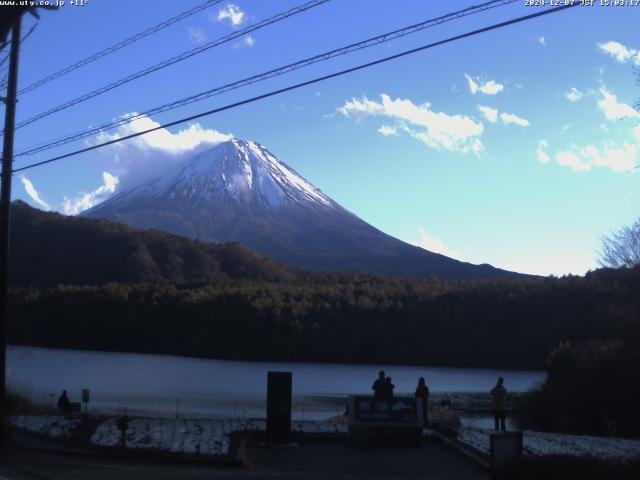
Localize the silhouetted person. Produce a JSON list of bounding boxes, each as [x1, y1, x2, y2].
[[372, 370, 386, 397], [384, 376, 395, 399], [415, 377, 430, 426], [57, 390, 71, 414], [490, 377, 507, 431]]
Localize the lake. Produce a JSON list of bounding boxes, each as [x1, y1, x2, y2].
[[7, 345, 545, 421]]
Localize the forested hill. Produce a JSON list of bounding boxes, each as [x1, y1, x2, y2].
[[9, 201, 298, 286], [9, 266, 640, 369]]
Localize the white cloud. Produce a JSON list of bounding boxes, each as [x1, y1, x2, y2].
[[378, 125, 398, 136], [89, 113, 232, 189], [337, 94, 484, 154], [633, 124, 640, 141], [597, 87, 640, 121], [556, 150, 591, 172], [465, 74, 504, 95], [554, 142, 638, 173], [408, 228, 459, 259], [186, 27, 205, 45], [217, 3, 245, 26], [597, 41, 640, 65], [581, 143, 638, 173], [500, 112, 530, 127], [243, 35, 255, 46], [536, 139, 550, 164], [565, 87, 583, 102], [62, 172, 120, 215], [537, 36, 546, 46], [21, 176, 51, 211], [477, 105, 498, 123]]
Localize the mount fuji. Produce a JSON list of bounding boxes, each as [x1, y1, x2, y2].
[[83, 138, 519, 280]]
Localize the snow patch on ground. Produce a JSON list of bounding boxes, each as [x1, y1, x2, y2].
[[9, 415, 80, 438], [91, 418, 231, 456], [11, 415, 345, 457], [458, 427, 640, 461]]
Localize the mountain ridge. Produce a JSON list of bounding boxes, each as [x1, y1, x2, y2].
[[83, 138, 525, 280]]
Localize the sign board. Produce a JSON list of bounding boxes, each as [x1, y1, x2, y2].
[[490, 431, 523, 480], [82, 389, 90, 403], [266, 371, 292, 443], [348, 396, 423, 426]]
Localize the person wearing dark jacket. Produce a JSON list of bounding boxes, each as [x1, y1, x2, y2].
[[415, 377, 430, 426], [490, 377, 508, 431], [384, 377, 395, 399], [57, 390, 71, 414], [372, 370, 386, 397]]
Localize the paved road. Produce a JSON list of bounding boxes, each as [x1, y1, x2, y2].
[[0, 441, 488, 480]]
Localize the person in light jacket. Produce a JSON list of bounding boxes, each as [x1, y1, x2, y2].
[[415, 377, 430, 426], [490, 377, 507, 431]]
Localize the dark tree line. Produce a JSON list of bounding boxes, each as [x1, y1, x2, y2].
[[8, 266, 640, 371]]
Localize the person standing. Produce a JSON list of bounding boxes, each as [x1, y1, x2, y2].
[[372, 370, 386, 397], [384, 376, 395, 399], [490, 377, 507, 431], [57, 390, 71, 414], [415, 377, 430, 426]]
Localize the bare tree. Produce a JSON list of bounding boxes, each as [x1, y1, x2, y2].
[[599, 219, 640, 268]]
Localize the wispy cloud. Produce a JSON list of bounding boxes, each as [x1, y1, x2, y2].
[[536, 139, 550, 164], [337, 94, 483, 154], [464, 74, 504, 95], [62, 172, 120, 215], [62, 172, 119, 215], [378, 125, 398, 136], [243, 35, 255, 46], [186, 27, 205, 45], [597, 40, 640, 65], [217, 3, 245, 27], [537, 36, 546, 46], [597, 87, 640, 121], [89, 113, 232, 190], [565, 87, 583, 102], [408, 228, 460, 259], [477, 105, 498, 123], [21, 176, 51, 211], [500, 112, 530, 127]]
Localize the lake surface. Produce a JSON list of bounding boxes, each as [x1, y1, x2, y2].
[[7, 346, 545, 420]]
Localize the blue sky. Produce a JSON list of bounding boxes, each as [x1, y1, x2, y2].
[[5, 0, 640, 276]]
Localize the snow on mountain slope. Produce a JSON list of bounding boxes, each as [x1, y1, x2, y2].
[[105, 139, 335, 211], [83, 138, 522, 280]]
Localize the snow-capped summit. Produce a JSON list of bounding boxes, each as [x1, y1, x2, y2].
[[84, 138, 520, 280], [105, 138, 335, 211]]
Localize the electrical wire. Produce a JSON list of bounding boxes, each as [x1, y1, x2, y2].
[[11, 3, 578, 175], [8, 0, 330, 133], [17, 0, 226, 95], [15, 0, 518, 158]]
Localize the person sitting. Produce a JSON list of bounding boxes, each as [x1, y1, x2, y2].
[[372, 370, 386, 397], [415, 377, 430, 426], [57, 390, 71, 414]]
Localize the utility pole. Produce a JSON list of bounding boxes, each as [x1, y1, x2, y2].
[[0, 14, 21, 443]]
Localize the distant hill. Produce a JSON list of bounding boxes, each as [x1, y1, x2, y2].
[[84, 138, 525, 281], [9, 201, 297, 287]]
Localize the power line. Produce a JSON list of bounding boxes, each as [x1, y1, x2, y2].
[[8, 0, 330, 133], [17, 0, 226, 96], [15, 0, 518, 158], [11, 3, 577, 175], [0, 22, 37, 90]]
